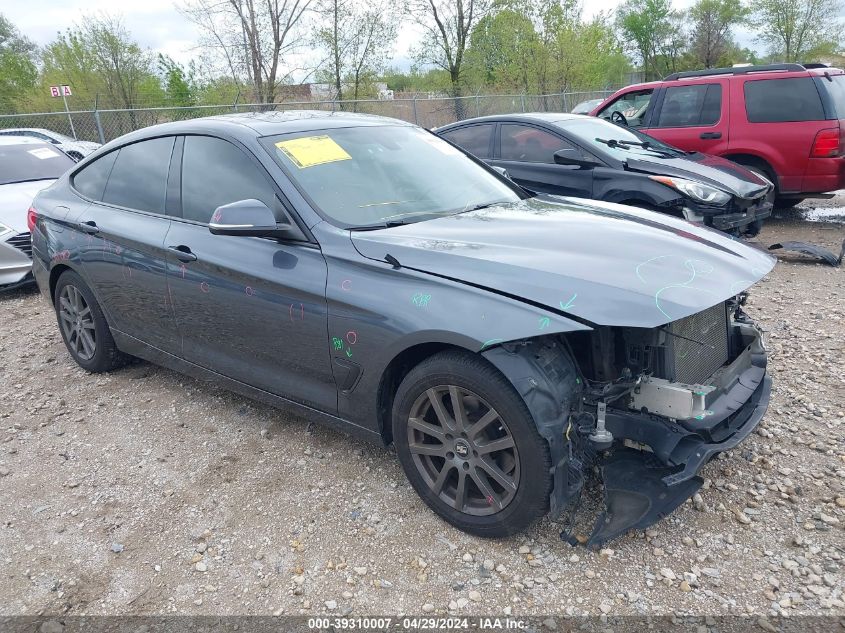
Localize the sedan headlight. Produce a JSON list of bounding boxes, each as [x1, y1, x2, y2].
[[649, 175, 731, 206]]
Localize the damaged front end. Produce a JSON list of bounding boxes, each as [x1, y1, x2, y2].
[[484, 295, 771, 546]]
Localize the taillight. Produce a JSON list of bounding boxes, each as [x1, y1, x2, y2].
[[27, 206, 38, 233], [810, 128, 840, 157]]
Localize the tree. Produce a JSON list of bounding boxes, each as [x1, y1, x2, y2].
[[0, 14, 38, 112], [180, 0, 314, 103], [159, 55, 197, 107], [463, 9, 540, 92], [617, 0, 679, 80], [750, 0, 842, 61], [406, 0, 494, 117], [689, 0, 749, 68], [315, 0, 396, 105]]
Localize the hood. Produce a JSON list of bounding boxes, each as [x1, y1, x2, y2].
[[625, 153, 770, 200], [0, 180, 55, 232], [350, 196, 776, 328]]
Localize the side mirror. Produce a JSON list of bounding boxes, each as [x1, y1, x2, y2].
[[553, 148, 598, 169], [208, 199, 298, 238], [490, 165, 513, 181]]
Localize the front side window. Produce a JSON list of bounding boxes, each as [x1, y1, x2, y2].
[[597, 89, 654, 127], [499, 124, 572, 163], [657, 84, 722, 127], [102, 137, 175, 213], [264, 125, 521, 228], [438, 124, 494, 158], [72, 151, 118, 200], [180, 136, 277, 224], [744, 78, 825, 122]]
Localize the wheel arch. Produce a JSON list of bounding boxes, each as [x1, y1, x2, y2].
[[49, 263, 75, 302], [722, 153, 779, 190]]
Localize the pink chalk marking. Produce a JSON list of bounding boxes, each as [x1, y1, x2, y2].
[[341, 279, 351, 291], [179, 264, 186, 279], [346, 331, 357, 345], [245, 286, 255, 296], [289, 302, 304, 322], [200, 281, 209, 293]]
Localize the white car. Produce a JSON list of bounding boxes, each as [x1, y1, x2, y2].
[[0, 136, 76, 289], [0, 127, 100, 161]]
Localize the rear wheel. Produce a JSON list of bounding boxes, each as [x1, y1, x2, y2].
[[392, 351, 551, 537], [54, 271, 128, 373]]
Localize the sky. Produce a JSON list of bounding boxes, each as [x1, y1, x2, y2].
[[3, 0, 760, 74]]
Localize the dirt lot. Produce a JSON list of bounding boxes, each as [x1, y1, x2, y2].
[[0, 200, 843, 619]]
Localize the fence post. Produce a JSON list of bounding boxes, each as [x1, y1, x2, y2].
[[412, 97, 418, 125], [520, 94, 525, 112], [93, 94, 105, 144], [475, 95, 481, 117], [233, 91, 240, 112]]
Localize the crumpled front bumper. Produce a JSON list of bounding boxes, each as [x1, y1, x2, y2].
[[582, 323, 771, 546]]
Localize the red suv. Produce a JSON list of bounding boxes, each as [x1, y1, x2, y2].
[[590, 63, 845, 207]]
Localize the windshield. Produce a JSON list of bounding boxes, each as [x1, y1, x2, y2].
[[558, 118, 684, 160], [0, 143, 75, 185], [263, 125, 522, 228]]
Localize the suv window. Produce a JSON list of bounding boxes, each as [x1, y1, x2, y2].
[[439, 124, 494, 158], [102, 137, 175, 213], [180, 135, 277, 224], [820, 74, 845, 118], [657, 84, 722, 127], [500, 124, 572, 163], [597, 89, 653, 127], [744, 77, 825, 122], [73, 151, 118, 200]]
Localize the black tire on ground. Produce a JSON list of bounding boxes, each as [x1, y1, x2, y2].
[[774, 197, 805, 209], [53, 270, 128, 373], [392, 350, 552, 538]]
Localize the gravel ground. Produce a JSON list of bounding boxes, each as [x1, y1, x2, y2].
[[0, 199, 843, 619]]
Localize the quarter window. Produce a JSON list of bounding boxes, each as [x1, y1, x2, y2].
[[500, 124, 572, 163], [438, 124, 494, 159], [72, 151, 118, 200], [102, 137, 175, 213], [657, 84, 722, 127], [744, 78, 825, 122], [180, 136, 278, 224]]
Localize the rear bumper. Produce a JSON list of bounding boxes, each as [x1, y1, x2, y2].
[[800, 156, 845, 194]]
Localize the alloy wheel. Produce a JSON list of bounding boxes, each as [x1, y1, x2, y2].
[[58, 284, 96, 361], [406, 385, 520, 516]]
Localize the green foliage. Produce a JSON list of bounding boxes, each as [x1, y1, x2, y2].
[[689, 0, 749, 68], [750, 0, 843, 62], [158, 54, 196, 107], [0, 14, 38, 113]]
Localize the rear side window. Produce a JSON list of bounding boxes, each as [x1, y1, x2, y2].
[[438, 124, 494, 158], [72, 151, 117, 200], [744, 78, 825, 122], [500, 124, 572, 163], [820, 74, 845, 118], [657, 84, 722, 127], [102, 137, 175, 213], [180, 136, 277, 224]]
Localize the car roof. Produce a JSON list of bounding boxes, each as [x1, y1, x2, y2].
[[0, 135, 53, 146], [437, 112, 591, 129], [106, 110, 414, 148], [2, 127, 55, 135]]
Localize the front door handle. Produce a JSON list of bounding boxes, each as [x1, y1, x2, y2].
[[167, 245, 198, 262], [79, 220, 99, 235], [699, 132, 722, 139]]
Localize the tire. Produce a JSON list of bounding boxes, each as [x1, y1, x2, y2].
[[392, 350, 551, 537], [54, 270, 128, 373], [744, 166, 776, 237], [774, 197, 805, 209]]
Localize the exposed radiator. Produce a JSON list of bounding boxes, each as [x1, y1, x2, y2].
[[667, 302, 730, 385]]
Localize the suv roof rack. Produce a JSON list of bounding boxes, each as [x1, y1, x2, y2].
[[801, 62, 829, 69], [664, 63, 807, 81]]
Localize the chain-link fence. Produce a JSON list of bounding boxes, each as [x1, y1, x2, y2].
[[0, 90, 615, 145]]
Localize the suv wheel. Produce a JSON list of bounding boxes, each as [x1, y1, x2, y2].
[[392, 351, 551, 537], [54, 271, 128, 372]]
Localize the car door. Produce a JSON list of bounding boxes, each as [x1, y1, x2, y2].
[[490, 123, 593, 198], [74, 137, 179, 352], [646, 81, 729, 154], [164, 134, 335, 411]]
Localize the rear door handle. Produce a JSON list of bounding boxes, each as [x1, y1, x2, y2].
[[167, 245, 198, 262], [79, 220, 99, 235], [699, 132, 722, 139]]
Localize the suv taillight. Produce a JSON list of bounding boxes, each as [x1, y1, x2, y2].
[[27, 207, 38, 233], [810, 128, 840, 157]]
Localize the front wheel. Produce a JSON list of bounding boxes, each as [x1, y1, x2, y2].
[[392, 351, 551, 537]]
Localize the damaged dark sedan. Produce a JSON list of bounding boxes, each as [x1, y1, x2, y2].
[[30, 112, 775, 544]]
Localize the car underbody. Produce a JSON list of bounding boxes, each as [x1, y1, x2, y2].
[[484, 294, 770, 546]]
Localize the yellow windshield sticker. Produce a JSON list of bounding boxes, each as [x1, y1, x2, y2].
[[275, 135, 351, 168]]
